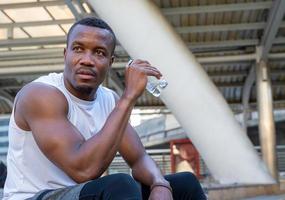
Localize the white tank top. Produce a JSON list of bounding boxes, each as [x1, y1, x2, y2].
[[3, 73, 116, 200]]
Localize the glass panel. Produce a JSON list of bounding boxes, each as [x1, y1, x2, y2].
[[24, 25, 65, 37], [46, 5, 74, 20], [13, 27, 29, 38], [0, 29, 7, 39], [61, 23, 72, 33], [4, 7, 52, 22], [0, 11, 12, 23], [0, 0, 36, 3]]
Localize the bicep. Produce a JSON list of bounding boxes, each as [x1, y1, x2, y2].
[[30, 116, 84, 166], [18, 84, 85, 170]]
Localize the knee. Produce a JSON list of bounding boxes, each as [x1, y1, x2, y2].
[[170, 172, 201, 192], [178, 172, 199, 185], [106, 174, 141, 199], [110, 173, 138, 188], [173, 172, 206, 199]]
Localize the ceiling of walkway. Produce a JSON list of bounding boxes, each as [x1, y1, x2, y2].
[[0, 0, 284, 115]]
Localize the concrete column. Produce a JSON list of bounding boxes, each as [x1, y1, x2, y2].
[[89, 0, 274, 184], [256, 60, 278, 180]]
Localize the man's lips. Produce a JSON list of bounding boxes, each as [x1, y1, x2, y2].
[[76, 68, 96, 79]]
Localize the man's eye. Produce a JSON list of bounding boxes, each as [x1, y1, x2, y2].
[[95, 50, 105, 56], [73, 46, 83, 52]]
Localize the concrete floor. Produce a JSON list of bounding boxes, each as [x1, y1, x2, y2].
[[242, 194, 285, 200]]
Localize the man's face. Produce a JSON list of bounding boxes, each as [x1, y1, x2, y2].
[[63, 24, 114, 99]]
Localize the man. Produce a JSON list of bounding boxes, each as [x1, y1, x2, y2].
[[3, 17, 206, 200]]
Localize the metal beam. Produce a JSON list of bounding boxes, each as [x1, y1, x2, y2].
[[0, 46, 126, 58], [197, 52, 285, 64], [176, 22, 285, 34], [0, 37, 127, 54], [197, 53, 257, 63], [1, 62, 284, 88], [179, 21, 284, 34], [230, 100, 285, 113], [260, 0, 285, 60], [268, 53, 285, 59], [254, 1, 285, 180], [1, 39, 255, 52], [162, 1, 272, 15], [1, 36, 285, 50], [256, 60, 278, 180], [0, 58, 64, 67], [0, 54, 62, 61], [0, 64, 64, 75], [188, 39, 259, 50], [0, 36, 66, 47], [0, 48, 63, 58], [217, 81, 285, 88], [0, 1, 271, 14], [242, 65, 256, 131], [75, 0, 87, 13], [2, 53, 285, 68], [65, 0, 82, 20], [0, 19, 74, 28], [208, 71, 248, 77]]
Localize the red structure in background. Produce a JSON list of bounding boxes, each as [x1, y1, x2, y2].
[[170, 138, 201, 179]]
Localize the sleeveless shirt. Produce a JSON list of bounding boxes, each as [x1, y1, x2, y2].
[[3, 73, 116, 200]]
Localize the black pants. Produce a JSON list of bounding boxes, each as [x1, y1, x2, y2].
[[79, 172, 207, 200]]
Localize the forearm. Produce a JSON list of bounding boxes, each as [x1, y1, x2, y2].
[[74, 96, 135, 179], [131, 153, 167, 186]]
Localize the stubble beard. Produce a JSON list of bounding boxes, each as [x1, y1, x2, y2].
[[76, 85, 95, 96]]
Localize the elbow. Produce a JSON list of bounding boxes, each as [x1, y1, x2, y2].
[[68, 164, 104, 183], [62, 153, 108, 183]]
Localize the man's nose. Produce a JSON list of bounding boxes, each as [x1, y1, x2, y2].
[[79, 53, 95, 66]]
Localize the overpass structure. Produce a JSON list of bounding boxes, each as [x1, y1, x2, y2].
[[0, 0, 284, 113]]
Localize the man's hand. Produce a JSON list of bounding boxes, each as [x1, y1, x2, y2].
[[123, 59, 162, 100], [148, 186, 173, 200]]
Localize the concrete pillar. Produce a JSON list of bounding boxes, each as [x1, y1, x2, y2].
[[88, 0, 274, 184], [256, 60, 278, 180]]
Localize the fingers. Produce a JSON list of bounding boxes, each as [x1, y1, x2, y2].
[[127, 59, 149, 67], [142, 66, 162, 79], [127, 59, 162, 78]]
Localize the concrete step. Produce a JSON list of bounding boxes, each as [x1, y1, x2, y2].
[[242, 194, 285, 200]]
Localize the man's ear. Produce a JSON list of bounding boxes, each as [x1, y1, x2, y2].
[[110, 55, 115, 66], [63, 48, 67, 60]]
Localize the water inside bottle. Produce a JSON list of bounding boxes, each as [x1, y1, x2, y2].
[[146, 77, 168, 97]]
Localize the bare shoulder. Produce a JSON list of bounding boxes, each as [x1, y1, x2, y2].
[[15, 82, 68, 130]]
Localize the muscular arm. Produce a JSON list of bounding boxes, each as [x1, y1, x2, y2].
[[16, 83, 135, 183], [109, 91, 166, 186], [15, 59, 162, 184], [119, 124, 167, 186]]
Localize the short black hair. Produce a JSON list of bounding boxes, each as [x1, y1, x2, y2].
[[66, 17, 116, 53]]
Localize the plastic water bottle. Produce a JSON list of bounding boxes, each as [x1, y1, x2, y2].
[[146, 76, 168, 97], [127, 59, 168, 97]]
